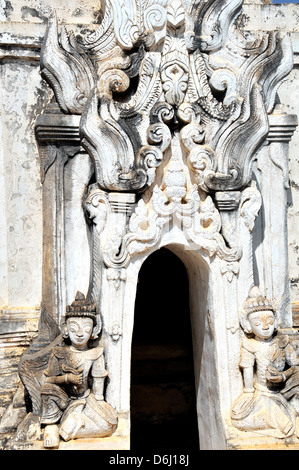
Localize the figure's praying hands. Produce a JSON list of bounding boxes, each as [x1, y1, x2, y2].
[[66, 369, 83, 385], [266, 366, 285, 384]]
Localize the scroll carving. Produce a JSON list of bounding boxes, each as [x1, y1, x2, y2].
[[239, 182, 262, 233], [192, 0, 244, 53], [80, 90, 148, 192], [40, 13, 96, 114], [15, 0, 296, 451], [39, 0, 293, 195]]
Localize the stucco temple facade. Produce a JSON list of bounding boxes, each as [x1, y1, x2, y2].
[[0, 0, 299, 450]]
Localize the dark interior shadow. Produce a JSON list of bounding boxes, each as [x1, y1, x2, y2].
[[130, 247, 200, 451]]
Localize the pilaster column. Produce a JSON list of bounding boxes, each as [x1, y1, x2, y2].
[[84, 187, 137, 411], [214, 191, 241, 247], [255, 108, 297, 328], [34, 104, 81, 347], [102, 193, 137, 412], [214, 186, 262, 406]]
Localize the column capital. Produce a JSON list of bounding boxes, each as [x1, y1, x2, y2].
[[215, 191, 241, 211], [267, 109, 298, 143], [35, 104, 81, 144]]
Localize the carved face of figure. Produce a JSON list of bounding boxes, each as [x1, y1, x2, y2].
[[248, 310, 275, 340], [66, 317, 94, 350]]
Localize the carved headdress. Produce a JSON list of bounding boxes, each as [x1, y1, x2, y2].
[[240, 286, 277, 334], [65, 291, 97, 324], [243, 286, 274, 314]]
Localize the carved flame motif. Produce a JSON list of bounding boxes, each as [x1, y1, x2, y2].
[[80, 90, 148, 192], [192, 0, 244, 52], [40, 13, 96, 114], [40, 0, 293, 193]]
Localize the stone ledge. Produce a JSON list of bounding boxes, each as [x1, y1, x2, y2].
[[0, 414, 130, 451], [35, 113, 81, 143], [228, 436, 299, 450], [0, 307, 39, 337], [30, 435, 130, 451]]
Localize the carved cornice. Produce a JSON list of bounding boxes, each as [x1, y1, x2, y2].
[[35, 107, 81, 182], [35, 112, 81, 144]]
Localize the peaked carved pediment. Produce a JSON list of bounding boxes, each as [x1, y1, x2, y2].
[[40, 0, 293, 193]]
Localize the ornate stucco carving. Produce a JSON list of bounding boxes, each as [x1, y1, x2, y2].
[[39, 0, 293, 195], [6, 0, 296, 451], [40, 13, 96, 115]]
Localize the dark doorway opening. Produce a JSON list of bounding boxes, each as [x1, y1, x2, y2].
[[130, 247, 200, 451]]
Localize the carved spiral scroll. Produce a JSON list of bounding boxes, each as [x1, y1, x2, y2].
[[144, 4, 167, 32], [181, 123, 216, 191], [98, 69, 130, 99]]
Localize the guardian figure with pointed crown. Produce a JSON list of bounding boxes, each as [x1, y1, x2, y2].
[[231, 287, 299, 439]]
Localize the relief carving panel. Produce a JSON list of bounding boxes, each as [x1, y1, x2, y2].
[[0, 0, 297, 451]]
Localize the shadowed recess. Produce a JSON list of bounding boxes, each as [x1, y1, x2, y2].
[[130, 247, 200, 451]]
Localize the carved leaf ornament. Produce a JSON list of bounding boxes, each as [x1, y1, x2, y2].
[[40, 0, 292, 194], [40, 12, 97, 114], [40, 0, 292, 268]]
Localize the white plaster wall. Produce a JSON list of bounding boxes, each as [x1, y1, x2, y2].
[[278, 69, 299, 303], [0, 95, 8, 306], [0, 0, 102, 24], [0, 61, 50, 308]]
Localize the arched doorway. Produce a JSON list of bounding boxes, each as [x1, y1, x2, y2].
[[130, 247, 200, 451]]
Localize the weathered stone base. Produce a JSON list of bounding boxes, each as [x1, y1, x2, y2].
[[228, 436, 299, 451], [0, 308, 39, 421], [4, 415, 299, 450], [227, 425, 299, 450], [0, 414, 130, 451]]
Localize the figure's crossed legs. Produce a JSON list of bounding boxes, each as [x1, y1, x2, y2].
[[59, 411, 85, 441]]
